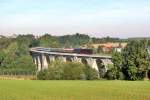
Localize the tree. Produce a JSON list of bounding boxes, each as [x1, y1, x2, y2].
[[0, 41, 36, 73], [0, 50, 5, 66], [38, 34, 60, 48], [59, 33, 90, 48], [16, 34, 35, 55], [112, 51, 123, 79], [105, 64, 116, 80], [122, 40, 150, 80], [14, 55, 36, 72], [0, 37, 13, 50]]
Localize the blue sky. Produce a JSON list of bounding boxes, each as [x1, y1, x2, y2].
[[0, 0, 150, 38]]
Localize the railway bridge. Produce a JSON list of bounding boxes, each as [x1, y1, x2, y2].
[[30, 47, 113, 75]]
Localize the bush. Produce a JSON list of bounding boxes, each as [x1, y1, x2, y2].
[[118, 72, 125, 80], [37, 61, 100, 80], [37, 61, 85, 80], [63, 62, 85, 80], [37, 67, 63, 80], [48, 60, 64, 80], [105, 70, 115, 80], [84, 66, 99, 80], [37, 69, 49, 80], [105, 64, 116, 80]]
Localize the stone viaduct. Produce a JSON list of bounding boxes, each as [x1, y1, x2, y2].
[[30, 47, 113, 76]]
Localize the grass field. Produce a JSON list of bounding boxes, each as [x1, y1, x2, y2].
[[0, 80, 149, 100]]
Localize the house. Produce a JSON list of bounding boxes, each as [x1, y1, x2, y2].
[[101, 43, 113, 53], [91, 42, 127, 53], [101, 43, 127, 53], [114, 48, 122, 52]]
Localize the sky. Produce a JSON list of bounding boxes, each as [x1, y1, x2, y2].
[[0, 0, 150, 38]]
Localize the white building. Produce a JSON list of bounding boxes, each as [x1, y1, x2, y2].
[[114, 48, 122, 52]]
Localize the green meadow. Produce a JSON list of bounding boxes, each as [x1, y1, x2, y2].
[[0, 80, 149, 100]]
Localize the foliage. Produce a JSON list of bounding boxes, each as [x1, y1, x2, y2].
[[105, 64, 116, 80], [63, 62, 85, 80], [38, 34, 60, 48], [112, 51, 123, 79], [14, 55, 36, 71], [16, 34, 35, 55], [112, 51, 122, 71], [37, 69, 49, 80], [37, 61, 99, 80], [122, 40, 150, 80], [111, 40, 150, 80], [118, 72, 125, 80], [92, 36, 120, 44], [105, 70, 115, 80], [0, 34, 150, 81], [0, 37, 14, 50], [47, 60, 64, 80], [59, 33, 90, 48], [84, 65, 99, 80], [0, 36, 36, 73]]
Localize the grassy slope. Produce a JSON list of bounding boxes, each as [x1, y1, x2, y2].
[[0, 80, 149, 100]]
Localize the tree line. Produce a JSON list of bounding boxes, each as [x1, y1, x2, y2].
[[0, 33, 150, 80]]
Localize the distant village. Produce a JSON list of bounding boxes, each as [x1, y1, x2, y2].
[[85, 42, 127, 53]]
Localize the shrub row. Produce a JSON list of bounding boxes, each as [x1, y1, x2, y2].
[[37, 60, 99, 80]]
